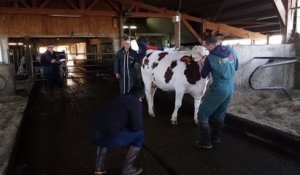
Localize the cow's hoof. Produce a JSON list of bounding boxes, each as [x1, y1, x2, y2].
[[171, 120, 178, 125]]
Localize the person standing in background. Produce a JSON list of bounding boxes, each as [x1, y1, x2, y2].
[[114, 37, 139, 94], [40, 44, 64, 101]]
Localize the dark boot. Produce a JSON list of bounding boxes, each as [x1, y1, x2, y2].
[[122, 146, 143, 175], [195, 122, 212, 149], [211, 121, 224, 143], [95, 146, 108, 175]]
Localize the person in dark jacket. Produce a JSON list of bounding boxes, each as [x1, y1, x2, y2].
[[40, 45, 64, 100], [195, 36, 239, 149], [114, 38, 139, 94], [88, 87, 145, 175]]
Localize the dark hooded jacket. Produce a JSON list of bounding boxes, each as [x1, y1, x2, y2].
[[40, 51, 61, 75], [88, 95, 143, 144], [201, 45, 239, 79], [114, 48, 138, 94]]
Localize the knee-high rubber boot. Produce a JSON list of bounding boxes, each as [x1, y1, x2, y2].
[[211, 121, 224, 143], [95, 146, 108, 175], [122, 146, 143, 175], [195, 122, 212, 149]]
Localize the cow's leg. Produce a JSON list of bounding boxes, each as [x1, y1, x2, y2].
[[144, 81, 155, 118], [194, 98, 202, 125], [150, 86, 158, 114], [171, 90, 184, 125]]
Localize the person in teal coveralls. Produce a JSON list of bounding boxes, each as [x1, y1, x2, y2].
[[195, 36, 239, 149]]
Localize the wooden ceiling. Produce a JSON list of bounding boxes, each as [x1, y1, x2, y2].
[[143, 0, 284, 36], [0, 0, 295, 42]]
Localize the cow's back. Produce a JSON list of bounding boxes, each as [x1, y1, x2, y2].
[[142, 50, 197, 91]]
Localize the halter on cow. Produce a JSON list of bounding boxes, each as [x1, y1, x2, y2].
[[141, 46, 209, 125]]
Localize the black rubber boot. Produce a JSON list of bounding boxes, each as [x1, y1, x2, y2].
[[195, 122, 212, 149], [94, 146, 108, 175], [211, 121, 224, 143], [122, 146, 143, 175]]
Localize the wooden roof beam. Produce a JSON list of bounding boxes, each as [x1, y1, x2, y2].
[[79, 0, 85, 10], [20, 0, 30, 8], [32, 0, 37, 8], [116, 0, 267, 41], [261, 30, 281, 35], [87, 0, 98, 10], [243, 23, 279, 29], [272, 0, 286, 25], [0, 7, 118, 16], [203, 19, 267, 40], [222, 21, 279, 25], [223, 0, 271, 12], [39, 0, 50, 8], [106, 0, 120, 11], [181, 18, 202, 43], [217, 3, 272, 20], [127, 5, 135, 13], [250, 26, 282, 32], [125, 12, 172, 18], [184, 3, 220, 13], [64, 0, 78, 10], [218, 10, 277, 22], [115, 0, 169, 13], [212, 0, 226, 22]]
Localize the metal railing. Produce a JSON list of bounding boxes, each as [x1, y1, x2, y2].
[[249, 57, 299, 99]]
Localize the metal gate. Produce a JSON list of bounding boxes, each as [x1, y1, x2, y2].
[[63, 52, 115, 78]]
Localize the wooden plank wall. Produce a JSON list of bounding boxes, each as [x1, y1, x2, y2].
[[0, 14, 119, 37]]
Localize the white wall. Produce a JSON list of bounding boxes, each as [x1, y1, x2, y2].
[[232, 44, 295, 90]]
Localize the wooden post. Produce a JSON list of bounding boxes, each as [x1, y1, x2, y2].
[[277, 0, 296, 43]]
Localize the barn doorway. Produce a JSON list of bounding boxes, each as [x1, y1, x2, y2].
[[8, 37, 115, 82]]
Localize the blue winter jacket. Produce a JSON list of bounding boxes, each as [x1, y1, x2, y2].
[[88, 95, 143, 142]]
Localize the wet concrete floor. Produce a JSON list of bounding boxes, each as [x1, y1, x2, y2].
[[7, 76, 300, 175]]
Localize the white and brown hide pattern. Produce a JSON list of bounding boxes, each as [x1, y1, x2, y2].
[[141, 46, 209, 125]]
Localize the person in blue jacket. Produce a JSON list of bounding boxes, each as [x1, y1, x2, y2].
[[114, 37, 139, 95], [88, 86, 145, 175], [195, 36, 239, 149]]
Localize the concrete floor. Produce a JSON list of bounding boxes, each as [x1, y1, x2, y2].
[[7, 76, 300, 175]]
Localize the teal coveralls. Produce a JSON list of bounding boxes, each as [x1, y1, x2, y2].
[[197, 46, 239, 123]]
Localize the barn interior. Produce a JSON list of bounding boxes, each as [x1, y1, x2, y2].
[[0, 0, 300, 175]]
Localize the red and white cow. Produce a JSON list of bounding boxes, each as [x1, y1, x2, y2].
[[141, 46, 209, 125]]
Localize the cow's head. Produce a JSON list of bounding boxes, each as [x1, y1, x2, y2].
[[191, 45, 209, 62]]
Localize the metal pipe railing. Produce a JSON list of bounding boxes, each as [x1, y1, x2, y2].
[[249, 57, 299, 100]]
